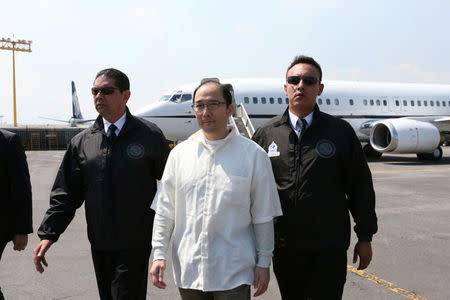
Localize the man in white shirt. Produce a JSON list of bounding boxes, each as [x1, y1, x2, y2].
[[150, 79, 282, 299]]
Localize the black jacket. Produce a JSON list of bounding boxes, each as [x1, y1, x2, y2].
[[252, 106, 377, 251], [37, 109, 170, 250], [0, 129, 33, 242]]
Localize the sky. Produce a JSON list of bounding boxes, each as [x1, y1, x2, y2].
[[1, 0, 450, 125]]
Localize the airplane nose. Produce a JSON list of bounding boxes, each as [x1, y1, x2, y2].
[[134, 101, 167, 117]]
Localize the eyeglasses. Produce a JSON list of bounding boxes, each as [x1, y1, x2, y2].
[[287, 75, 319, 86], [91, 86, 119, 96], [192, 101, 226, 112]]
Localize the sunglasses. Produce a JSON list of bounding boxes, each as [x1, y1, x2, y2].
[[287, 75, 319, 86], [91, 86, 119, 96]]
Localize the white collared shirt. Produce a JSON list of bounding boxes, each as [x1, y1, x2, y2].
[[289, 109, 313, 137], [103, 112, 126, 136], [151, 128, 282, 291]]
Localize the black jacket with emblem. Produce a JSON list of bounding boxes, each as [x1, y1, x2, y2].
[[37, 108, 170, 250], [252, 106, 377, 251]]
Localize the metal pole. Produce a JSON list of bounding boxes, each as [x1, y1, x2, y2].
[[1, 38, 32, 127], [12, 46, 17, 126]]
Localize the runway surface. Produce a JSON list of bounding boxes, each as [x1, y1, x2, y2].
[[1, 148, 449, 299]]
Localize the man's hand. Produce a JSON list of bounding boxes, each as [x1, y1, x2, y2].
[[150, 259, 167, 289], [253, 266, 270, 297], [12, 234, 28, 251], [353, 241, 372, 270], [33, 240, 53, 273]]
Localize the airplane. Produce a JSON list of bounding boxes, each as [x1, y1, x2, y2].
[[41, 81, 95, 127], [135, 78, 450, 160]]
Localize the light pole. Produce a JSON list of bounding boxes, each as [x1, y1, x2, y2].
[[0, 38, 32, 126]]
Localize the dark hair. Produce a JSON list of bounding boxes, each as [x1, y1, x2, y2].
[[286, 55, 322, 82], [95, 68, 130, 92], [192, 79, 232, 106]]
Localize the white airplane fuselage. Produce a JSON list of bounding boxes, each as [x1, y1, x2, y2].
[[135, 78, 450, 159]]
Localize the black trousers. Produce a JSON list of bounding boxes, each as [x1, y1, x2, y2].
[[91, 247, 152, 300], [273, 247, 347, 300]]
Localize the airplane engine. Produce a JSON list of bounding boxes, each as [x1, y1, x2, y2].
[[370, 119, 440, 153]]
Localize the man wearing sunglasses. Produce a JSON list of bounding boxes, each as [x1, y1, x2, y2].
[[252, 55, 378, 299], [150, 80, 282, 299], [33, 68, 170, 299]]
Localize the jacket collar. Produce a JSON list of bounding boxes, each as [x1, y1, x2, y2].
[[277, 104, 322, 128], [91, 107, 136, 137]]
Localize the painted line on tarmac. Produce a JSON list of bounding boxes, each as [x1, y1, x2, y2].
[[347, 265, 427, 300], [372, 167, 450, 174]]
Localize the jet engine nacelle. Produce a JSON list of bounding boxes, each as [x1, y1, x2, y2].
[[370, 119, 440, 153]]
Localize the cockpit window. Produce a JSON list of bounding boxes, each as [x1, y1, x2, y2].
[[160, 95, 171, 101], [170, 94, 181, 102], [181, 94, 192, 102]]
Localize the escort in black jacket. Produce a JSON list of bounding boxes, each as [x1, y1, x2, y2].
[[0, 129, 32, 299], [252, 56, 377, 300], [33, 69, 170, 300]]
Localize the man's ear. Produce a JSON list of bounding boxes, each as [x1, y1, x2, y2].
[[123, 90, 131, 103]]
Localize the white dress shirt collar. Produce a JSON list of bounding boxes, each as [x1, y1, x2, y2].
[[288, 109, 313, 131], [103, 112, 126, 136]]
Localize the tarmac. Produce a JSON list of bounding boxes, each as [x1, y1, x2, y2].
[[1, 148, 450, 299]]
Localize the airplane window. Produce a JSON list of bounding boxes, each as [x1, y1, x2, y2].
[[326, 98, 331, 105], [170, 94, 181, 102], [318, 98, 323, 105], [411, 100, 415, 106], [383, 100, 387, 106], [403, 100, 407, 106], [370, 99, 374, 106], [278, 98, 283, 104], [335, 99, 339, 105], [395, 100, 399, 106], [437, 101, 440, 107], [261, 97, 267, 104], [430, 101, 434, 107], [363, 99, 368, 106], [181, 94, 192, 102], [448, 101, 450, 106], [160, 95, 171, 101], [244, 97, 249, 104], [443, 101, 446, 107], [269, 97, 274, 104], [418, 101, 421, 106], [253, 97, 258, 104], [349, 99, 354, 105], [376, 100, 380, 106], [285, 98, 289, 104], [424, 101, 428, 107]]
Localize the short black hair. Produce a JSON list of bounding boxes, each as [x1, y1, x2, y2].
[[192, 79, 232, 106], [286, 55, 322, 82], [95, 68, 130, 92]]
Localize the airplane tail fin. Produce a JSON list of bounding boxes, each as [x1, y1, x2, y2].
[[72, 81, 83, 119]]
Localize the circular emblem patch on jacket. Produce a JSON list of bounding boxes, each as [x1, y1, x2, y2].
[[127, 143, 145, 159], [315, 139, 336, 158]]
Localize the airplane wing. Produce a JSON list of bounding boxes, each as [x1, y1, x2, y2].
[[431, 117, 450, 135], [39, 116, 70, 123], [75, 119, 96, 124]]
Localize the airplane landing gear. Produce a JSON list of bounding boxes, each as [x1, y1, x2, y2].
[[416, 146, 443, 161]]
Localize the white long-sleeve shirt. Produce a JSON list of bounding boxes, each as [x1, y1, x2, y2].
[[151, 128, 282, 291]]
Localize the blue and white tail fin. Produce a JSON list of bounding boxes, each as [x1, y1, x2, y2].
[[72, 81, 83, 119]]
